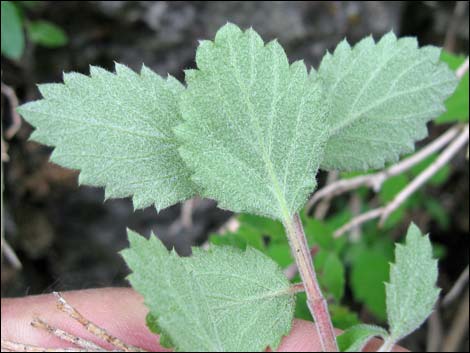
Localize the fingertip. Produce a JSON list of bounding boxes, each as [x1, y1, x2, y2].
[[275, 319, 407, 352], [276, 319, 327, 351], [1, 288, 167, 352]]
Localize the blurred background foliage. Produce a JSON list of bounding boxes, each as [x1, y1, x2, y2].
[[1, 1, 469, 352], [2, 1, 68, 59]]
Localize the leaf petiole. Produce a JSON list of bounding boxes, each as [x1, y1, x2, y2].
[[283, 213, 338, 352], [377, 336, 396, 352]]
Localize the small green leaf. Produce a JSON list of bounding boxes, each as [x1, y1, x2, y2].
[[329, 305, 360, 330], [18, 64, 196, 210], [145, 312, 175, 349], [294, 291, 311, 321], [27, 20, 68, 47], [380, 204, 407, 230], [436, 51, 469, 124], [350, 248, 390, 321], [386, 223, 440, 342], [238, 214, 285, 243], [304, 218, 335, 251], [1, 1, 25, 60], [379, 174, 409, 203], [122, 230, 295, 352], [379, 175, 413, 229], [176, 23, 328, 221], [266, 243, 292, 268], [235, 225, 266, 250], [337, 324, 388, 352], [18, 1, 40, 9], [145, 312, 160, 334], [318, 32, 458, 171], [209, 231, 252, 250], [425, 199, 450, 230], [315, 251, 345, 302], [432, 242, 447, 260]]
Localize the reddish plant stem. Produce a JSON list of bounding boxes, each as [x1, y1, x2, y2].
[[283, 213, 338, 352], [290, 282, 306, 294], [284, 245, 319, 280]]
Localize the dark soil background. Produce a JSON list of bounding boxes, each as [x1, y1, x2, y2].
[[1, 1, 469, 351]]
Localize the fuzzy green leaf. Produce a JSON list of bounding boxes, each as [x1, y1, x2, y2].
[[337, 324, 388, 352], [121, 230, 295, 352], [17, 64, 196, 210], [176, 23, 328, 221], [318, 32, 458, 171], [386, 223, 440, 342]]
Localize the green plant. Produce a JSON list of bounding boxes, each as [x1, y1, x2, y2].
[[18, 23, 463, 352], [1, 1, 67, 60]]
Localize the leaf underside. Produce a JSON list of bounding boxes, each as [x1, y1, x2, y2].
[[318, 32, 458, 171], [121, 230, 295, 352], [175, 23, 328, 221], [337, 324, 388, 352], [386, 223, 440, 342], [18, 64, 196, 210]]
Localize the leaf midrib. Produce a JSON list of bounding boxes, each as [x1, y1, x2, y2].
[[331, 78, 455, 136], [226, 33, 294, 222]]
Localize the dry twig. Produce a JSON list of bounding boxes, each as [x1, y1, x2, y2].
[[1, 82, 22, 139], [427, 265, 469, 351], [1, 340, 89, 352], [442, 265, 469, 307], [31, 318, 106, 352], [307, 124, 461, 212], [426, 310, 444, 352], [334, 208, 385, 238], [1, 82, 23, 269], [0, 236, 22, 269], [378, 124, 469, 225], [335, 124, 469, 236], [442, 289, 469, 352], [53, 292, 146, 352], [444, 1, 468, 52], [0, 292, 148, 352], [456, 57, 469, 79], [312, 171, 339, 219]]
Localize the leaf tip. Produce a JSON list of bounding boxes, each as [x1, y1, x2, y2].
[[405, 222, 428, 246], [214, 22, 243, 43]]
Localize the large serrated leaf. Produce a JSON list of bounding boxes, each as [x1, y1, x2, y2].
[[175, 23, 328, 221], [386, 223, 440, 342], [122, 230, 295, 352], [318, 32, 458, 171], [18, 64, 196, 210]]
